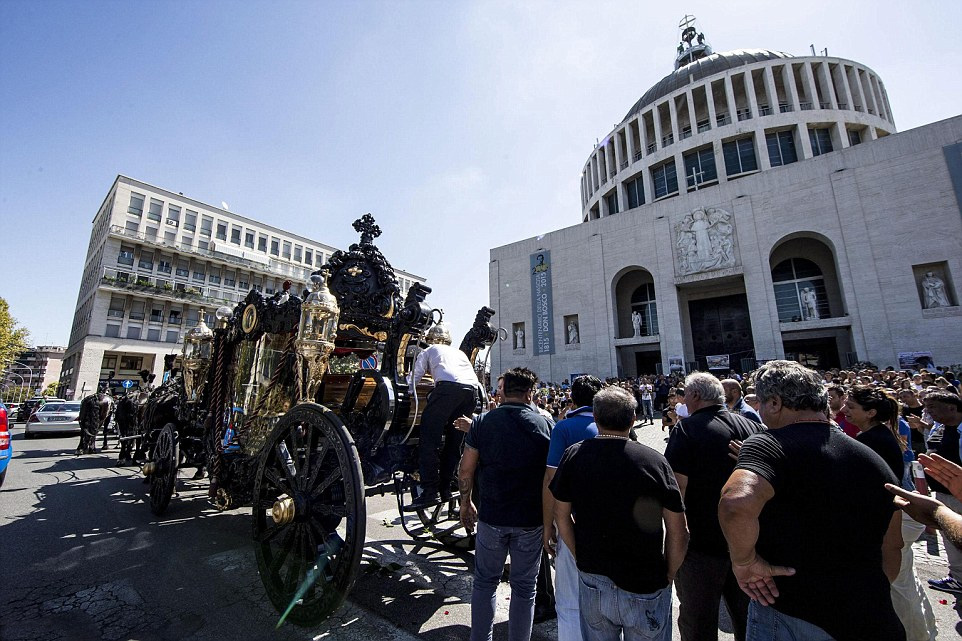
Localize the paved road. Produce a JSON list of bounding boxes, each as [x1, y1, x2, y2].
[[1, 421, 959, 640]]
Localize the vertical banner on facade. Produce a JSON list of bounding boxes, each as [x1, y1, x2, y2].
[[531, 251, 554, 355]]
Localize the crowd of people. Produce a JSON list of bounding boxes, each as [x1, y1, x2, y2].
[[427, 361, 962, 641]]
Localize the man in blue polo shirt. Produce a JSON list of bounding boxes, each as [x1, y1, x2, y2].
[[542, 375, 604, 641]]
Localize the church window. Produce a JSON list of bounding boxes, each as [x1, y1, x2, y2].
[[630, 283, 659, 336], [684, 146, 717, 188], [772, 258, 829, 322], [651, 161, 678, 199], [808, 128, 834, 156], [766, 130, 798, 167], [723, 137, 758, 176]]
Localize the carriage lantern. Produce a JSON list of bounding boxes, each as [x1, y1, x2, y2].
[[296, 272, 340, 400], [182, 308, 214, 400]]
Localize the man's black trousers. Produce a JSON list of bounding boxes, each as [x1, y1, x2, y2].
[[417, 381, 478, 494]]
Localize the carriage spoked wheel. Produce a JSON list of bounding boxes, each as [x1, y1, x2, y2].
[[253, 403, 366, 627], [395, 473, 474, 550], [148, 423, 179, 516]]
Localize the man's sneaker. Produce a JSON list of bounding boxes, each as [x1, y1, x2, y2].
[[927, 576, 962, 595], [404, 491, 440, 512]]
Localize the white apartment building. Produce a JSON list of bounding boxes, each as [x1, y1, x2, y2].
[[60, 175, 425, 399], [2, 345, 65, 396]]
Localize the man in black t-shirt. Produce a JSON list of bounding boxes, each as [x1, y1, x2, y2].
[[922, 391, 962, 595], [665, 372, 763, 641], [719, 360, 905, 641], [459, 367, 552, 641], [551, 387, 688, 641]]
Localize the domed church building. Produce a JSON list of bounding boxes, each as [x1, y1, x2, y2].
[[489, 18, 962, 380]]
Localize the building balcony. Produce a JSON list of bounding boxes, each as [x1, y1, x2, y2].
[[108, 225, 314, 282], [100, 266, 250, 307]]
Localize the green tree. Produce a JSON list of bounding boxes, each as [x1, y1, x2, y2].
[[0, 297, 30, 372], [43, 382, 59, 397]]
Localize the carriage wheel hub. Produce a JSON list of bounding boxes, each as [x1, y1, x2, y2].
[[271, 496, 296, 525]]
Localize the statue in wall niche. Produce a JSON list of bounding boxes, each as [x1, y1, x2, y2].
[[921, 271, 952, 308], [674, 207, 737, 275], [567, 320, 580, 345], [515, 327, 525, 349], [800, 287, 820, 320], [631, 311, 642, 337]]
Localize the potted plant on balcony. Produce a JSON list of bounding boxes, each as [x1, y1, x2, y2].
[[163, 283, 173, 291]]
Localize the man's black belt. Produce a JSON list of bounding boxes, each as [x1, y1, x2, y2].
[[436, 381, 479, 391]]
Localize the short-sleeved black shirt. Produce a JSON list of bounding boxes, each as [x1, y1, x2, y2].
[[856, 424, 904, 480], [550, 438, 684, 595], [736, 423, 904, 641], [664, 405, 764, 555], [925, 423, 961, 494], [464, 402, 551, 528]]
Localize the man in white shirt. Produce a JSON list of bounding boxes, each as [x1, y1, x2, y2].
[[407, 323, 482, 511]]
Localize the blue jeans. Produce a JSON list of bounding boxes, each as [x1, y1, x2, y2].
[[471, 521, 544, 641], [747, 601, 834, 641], [556, 535, 583, 641], [578, 571, 672, 641]]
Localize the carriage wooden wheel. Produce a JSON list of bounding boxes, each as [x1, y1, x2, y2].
[[148, 423, 179, 516], [252, 403, 366, 627]]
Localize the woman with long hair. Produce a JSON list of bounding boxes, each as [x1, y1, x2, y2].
[[844, 385, 905, 478], [844, 385, 937, 641]]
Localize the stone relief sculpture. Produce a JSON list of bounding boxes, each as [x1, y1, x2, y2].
[[674, 206, 737, 275], [921, 271, 952, 308], [567, 320, 580, 344], [800, 287, 819, 320], [631, 310, 642, 337], [515, 327, 525, 349]]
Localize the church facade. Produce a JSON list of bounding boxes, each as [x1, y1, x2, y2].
[[489, 28, 962, 381]]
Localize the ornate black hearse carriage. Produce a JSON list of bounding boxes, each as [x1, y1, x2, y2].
[[139, 215, 498, 625]]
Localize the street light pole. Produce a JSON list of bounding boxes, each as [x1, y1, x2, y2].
[[10, 361, 35, 397], [7, 372, 25, 403]]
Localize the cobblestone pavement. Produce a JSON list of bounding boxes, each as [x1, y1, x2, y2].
[[1, 422, 960, 640]]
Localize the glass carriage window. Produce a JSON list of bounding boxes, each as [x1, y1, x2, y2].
[[766, 130, 798, 167], [771, 257, 830, 323], [630, 283, 659, 336], [808, 128, 834, 157], [651, 160, 678, 199], [723, 137, 758, 176], [684, 147, 717, 188]]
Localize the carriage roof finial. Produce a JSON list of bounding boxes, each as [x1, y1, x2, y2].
[[353, 214, 382, 245]]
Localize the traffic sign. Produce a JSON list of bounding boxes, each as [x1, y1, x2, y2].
[[122, 380, 134, 389]]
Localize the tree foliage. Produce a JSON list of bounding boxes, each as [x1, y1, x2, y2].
[[43, 382, 60, 396], [0, 297, 30, 372]]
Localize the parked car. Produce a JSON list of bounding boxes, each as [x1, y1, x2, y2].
[[18, 397, 66, 422], [5, 402, 20, 418], [0, 402, 11, 486], [24, 401, 82, 439]]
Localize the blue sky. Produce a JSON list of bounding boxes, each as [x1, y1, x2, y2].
[[1, 0, 960, 347]]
